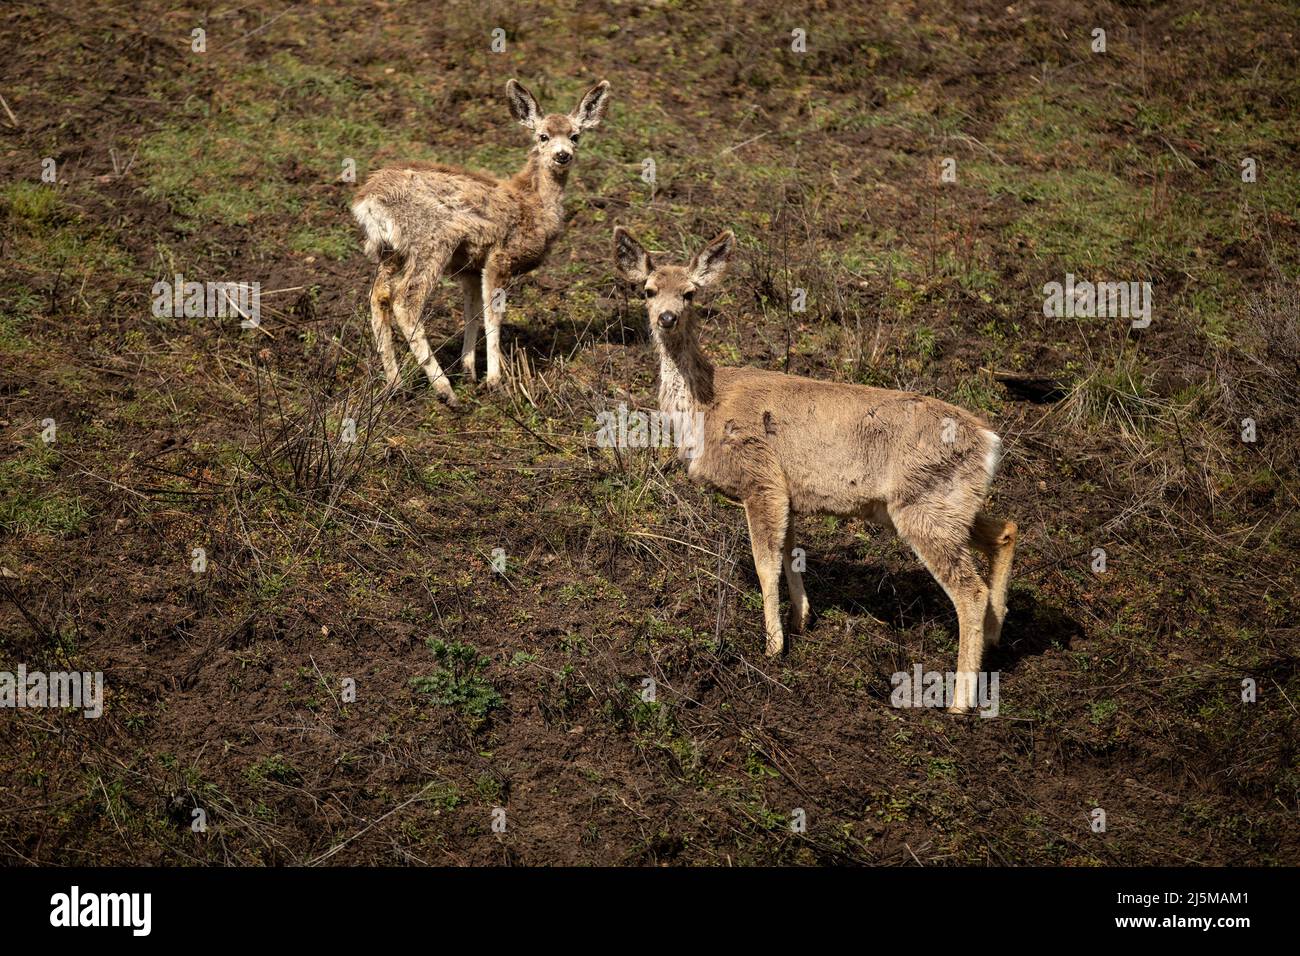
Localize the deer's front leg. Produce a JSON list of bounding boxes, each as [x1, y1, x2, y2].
[[744, 493, 789, 657], [481, 266, 506, 390]]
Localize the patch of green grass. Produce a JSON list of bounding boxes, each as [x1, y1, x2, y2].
[[1189, 282, 1232, 342], [1090, 699, 1119, 725], [1063, 350, 1161, 434], [473, 773, 503, 802], [991, 88, 1106, 157], [422, 782, 463, 812], [1, 181, 62, 223], [288, 224, 355, 260], [927, 756, 958, 779], [412, 639, 503, 721], [951, 374, 1002, 415], [911, 325, 937, 362], [835, 234, 923, 279], [0, 442, 89, 536], [744, 749, 780, 780], [935, 249, 1001, 296], [0, 303, 34, 352], [2, 184, 133, 299], [140, 120, 291, 225], [415, 464, 476, 491], [255, 52, 362, 105], [139, 53, 396, 230], [967, 162, 1138, 272], [247, 754, 300, 785]]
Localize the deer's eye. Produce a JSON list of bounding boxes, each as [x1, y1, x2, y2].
[[683, 290, 695, 302], [570, 134, 580, 144], [538, 133, 550, 143], [644, 288, 655, 299]]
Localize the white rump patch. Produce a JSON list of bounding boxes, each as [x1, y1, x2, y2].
[[982, 430, 1003, 487], [351, 197, 400, 260]]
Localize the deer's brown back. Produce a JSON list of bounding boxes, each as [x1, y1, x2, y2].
[[689, 367, 996, 518], [354, 164, 550, 274]]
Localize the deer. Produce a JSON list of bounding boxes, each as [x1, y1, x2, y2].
[[613, 227, 1018, 712], [351, 79, 611, 406]]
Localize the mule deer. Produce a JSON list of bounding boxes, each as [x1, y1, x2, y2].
[[352, 79, 611, 405], [613, 227, 1017, 712]]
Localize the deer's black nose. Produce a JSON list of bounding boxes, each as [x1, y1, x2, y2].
[[555, 151, 572, 165], [659, 311, 678, 329]]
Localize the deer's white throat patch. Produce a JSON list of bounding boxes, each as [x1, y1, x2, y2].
[[655, 341, 708, 461]]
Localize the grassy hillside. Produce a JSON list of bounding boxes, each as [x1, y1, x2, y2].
[[0, 0, 1297, 864]]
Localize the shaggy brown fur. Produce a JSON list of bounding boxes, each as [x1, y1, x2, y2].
[[614, 227, 1017, 712], [353, 79, 610, 405]]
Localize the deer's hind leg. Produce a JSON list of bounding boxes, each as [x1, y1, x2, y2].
[[782, 518, 810, 634], [391, 245, 457, 406], [458, 270, 483, 382], [971, 513, 1017, 649], [369, 258, 401, 386], [744, 491, 790, 657], [481, 263, 507, 390]]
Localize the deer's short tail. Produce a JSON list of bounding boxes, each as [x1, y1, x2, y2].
[[351, 197, 401, 261], [980, 429, 1004, 496]]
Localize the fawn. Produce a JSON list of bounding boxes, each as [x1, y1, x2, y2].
[[352, 79, 611, 405], [613, 227, 1017, 712]]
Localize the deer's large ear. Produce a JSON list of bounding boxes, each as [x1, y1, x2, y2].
[[688, 230, 735, 287], [614, 227, 653, 283], [571, 80, 611, 131], [506, 79, 541, 130]]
